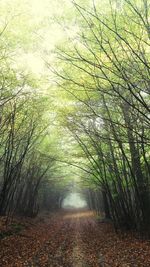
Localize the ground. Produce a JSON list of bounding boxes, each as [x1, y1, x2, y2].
[[0, 209, 150, 266]]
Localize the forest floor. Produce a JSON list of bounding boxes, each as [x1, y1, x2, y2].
[[0, 210, 150, 267]]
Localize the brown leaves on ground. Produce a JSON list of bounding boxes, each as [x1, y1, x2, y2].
[[0, 210, 150, 267]]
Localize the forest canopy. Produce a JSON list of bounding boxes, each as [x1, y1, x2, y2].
[[0, 0, 149, 233]]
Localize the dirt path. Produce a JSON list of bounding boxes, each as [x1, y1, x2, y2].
[[26, 211, 90, 267], [1, 210, 150, 266]]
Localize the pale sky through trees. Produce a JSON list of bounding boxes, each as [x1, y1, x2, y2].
[[0, 0, 72, 76]]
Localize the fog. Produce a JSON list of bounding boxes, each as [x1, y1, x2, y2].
[[62, 193, 87, 209]]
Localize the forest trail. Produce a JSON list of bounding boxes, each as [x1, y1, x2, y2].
[[1, 210, 150, 267]]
